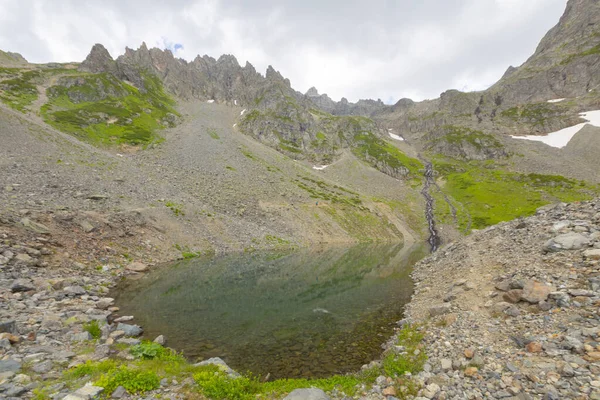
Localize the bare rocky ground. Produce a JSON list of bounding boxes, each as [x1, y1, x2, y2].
[[403, 199, 600, 400]]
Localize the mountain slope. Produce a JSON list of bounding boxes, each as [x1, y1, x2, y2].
[[1, 0, 600, 248]]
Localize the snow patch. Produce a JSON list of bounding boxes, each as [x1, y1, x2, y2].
[[547, 98, 565, 103], [389, 132, 405, 141], [312, 165, 329, 171], [511, 110, 600, 148], [240, 109, 246, 116], [234, 100, 237, 105], [207, 99, 214, 103], [313, 308, 330, 314], [233, 123, 237, 128]]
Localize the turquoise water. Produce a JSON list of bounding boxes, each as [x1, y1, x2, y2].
[[112, 243, 425, 379]]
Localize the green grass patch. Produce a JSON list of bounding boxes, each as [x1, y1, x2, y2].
[[293, 176, 364, 208], [95, 366, 160, 395], [433, 157, 600, 231], [431, 125, 504, 151], [561, 43, 600, 65], [208, 128, 220, 139], [194, 366, 261, 400], [382, 326, 426, 377], [0, 69, 40, 112], [264, 234, 290, 246], [352, 132, 423, 178], [500, 103, 563, 127], [41, 71, 178, 146]]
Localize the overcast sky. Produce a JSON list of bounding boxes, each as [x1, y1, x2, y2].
[[0, 0, 567, 103]]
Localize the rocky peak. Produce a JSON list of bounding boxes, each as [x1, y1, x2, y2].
[[78, 44, 116, 74], [306, 87, 320, 97]]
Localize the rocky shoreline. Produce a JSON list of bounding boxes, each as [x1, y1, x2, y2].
[[2, 199, 600, 399], [404, 199, 600, 400]]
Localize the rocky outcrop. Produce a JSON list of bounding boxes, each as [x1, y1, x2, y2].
[[305, 87, 387, 116], [78, 44, 117, 74], [0, 50, 27, 67], [78, 42, 286, 107], [490, 0, 600, 104]]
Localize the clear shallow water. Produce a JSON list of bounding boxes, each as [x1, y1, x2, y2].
[[112, 243, 426, 379]]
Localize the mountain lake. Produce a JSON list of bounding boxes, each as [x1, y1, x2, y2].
[[112, 242, 427, 379]]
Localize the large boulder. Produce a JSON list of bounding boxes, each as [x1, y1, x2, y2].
[[521, 281, 555, 303], [544, 232, 590, 252]]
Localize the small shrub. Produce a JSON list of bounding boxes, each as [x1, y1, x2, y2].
[[64, 359, 119, 380], [95, 366, 160, 395], [194, 366, 261, 400], [83, 320, 102, 339], [165, 201, 184, 216], [130, 342, 182, 361]]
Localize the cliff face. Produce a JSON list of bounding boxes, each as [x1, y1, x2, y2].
[[491, 0, 600, 104]]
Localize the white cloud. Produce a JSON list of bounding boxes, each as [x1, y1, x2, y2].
[[0, 0, 568, 102]]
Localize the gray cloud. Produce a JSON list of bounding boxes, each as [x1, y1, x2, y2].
[[0, 0, 567, 102]]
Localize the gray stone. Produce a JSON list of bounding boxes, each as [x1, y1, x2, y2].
[[4, 385, 28, 397], [10, 279, 34, 293], [551, 220, 571, 232], [568, 289, 595, 297], [440, 358, 452, 370], [583, 248, 600, 260], [544, 232, 590, 252], [19, 218, 50, 234], [14, 253, 33, 263], [72, 332, 93, 342], [0, 320, 17, 334], [0, 338, 11, 350], [32, 360, 53, 374], [111, 386, 126, 398], [0, 360, 21, 373], [126, 262, 148, 272], [429, 304, 451, 316], [95, 298, 114, 310], [74, 384, 104, 398], [94, 345, 111, 359], [283, 388, 330, 400], [421, 383, 441, 399], [538, 300, 553, 311], [79, 220, 95, 233], [153, 335, 166, 345], [116, 323, 142, 337], [64, 286, 86, 296], [505, 305, 521, 317]]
